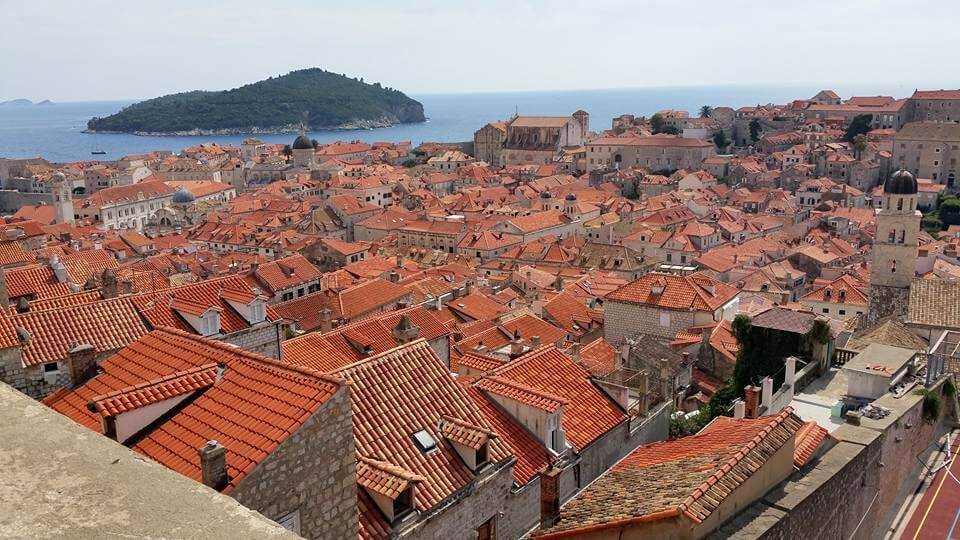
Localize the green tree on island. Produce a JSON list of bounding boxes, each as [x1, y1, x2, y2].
[[699, 105, 713, 118]]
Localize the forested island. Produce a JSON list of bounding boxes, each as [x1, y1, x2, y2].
[[86, 69, 425, 135]]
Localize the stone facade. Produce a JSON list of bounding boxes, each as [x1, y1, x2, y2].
[[586, 137, 716, 173], [232, 385, 357, 540], [893, 122, 960, 186], [0, 347, 68, 400], [603, 300, 699, 343], [867, 187, 920, 326], [474, 122, 506, 166], [223, 321, 282, 360]]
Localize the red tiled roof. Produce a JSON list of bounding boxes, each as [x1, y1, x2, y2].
[[446, 292, 509, 322], [579, 339, 618, 377], [440, 415, 496, 450], [607, 273, 738, 312], [4, 264, 72, 301], [476, 376, 568, 413], [13, 297, 149, 367], [487, 346, 626, 449], [356, 456, 426, 500], [44, 327, 342, 493], [89, 364, 219, 417], [465, 385, 548, 485], [333, 339, 512, 519], [536, 409, 803, 537], [794, 420, 829, 468], [250, 254, 321, 294]]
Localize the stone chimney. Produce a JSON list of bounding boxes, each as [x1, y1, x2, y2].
[[539, 465, 562, 530], [761, 377, 773, 411], [531, 335, 541, 348], [744, 385, 760, 419], [388, 269, 400, 283], [570, 342, 580, 362], [0, 268, 9, 314], [66, 343, 97, 388], [320, 307, 333, 333], [50, 255, 69, 283], [101, 268, 118, 299], [465, 280, 475, 296], [509, 329, 524, 359], [199, 440, 229, 491], [392, 314, 419, 344]]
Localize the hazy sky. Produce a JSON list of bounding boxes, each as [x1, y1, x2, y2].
[[3, 0, 959, 102]]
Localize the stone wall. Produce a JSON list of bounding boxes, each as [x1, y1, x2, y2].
[[865, 284, 910, 327], [604, 301, 697, 344], [398, 461, 519, 540], [0, 347, 70, 399], [232, 385, 356, 540], [225, 322, 281, 360], [715, 378, 955, 540]]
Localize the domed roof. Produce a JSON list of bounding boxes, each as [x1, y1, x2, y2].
[[565, 193, 577, 201], [292, 134, 314, 150], [172, 187, 196, 204], [883, 168, 918, 195], [540, 191, 552, 199]]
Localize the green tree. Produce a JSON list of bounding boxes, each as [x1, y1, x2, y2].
[[282, 144, 292, 162], [843, 114, 873, 142], [712, 130, 730, 151], [650, 113, 666, 134], [699, 105, 713, 118], [852, 134, 867, 160], [749, 119, 762, 143], [940, 198, 960, 226]]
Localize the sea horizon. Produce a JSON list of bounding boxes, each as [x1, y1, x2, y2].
[[1, 81, 956, 162]]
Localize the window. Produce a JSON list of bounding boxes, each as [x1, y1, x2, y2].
[[276, 510, 301, 534], [822, 308, 829, 314], [839, 310, 847, 315], [412, 430, 437, 453], [393, 488, 414, 520], [43, 362, 59, 373]]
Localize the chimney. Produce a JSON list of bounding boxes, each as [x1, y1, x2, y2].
[[66, 343, 97, 388], [619, 342, 630, 369], [531, 335, 541, 348], [101, 268, 118, 299], [199, 440, 229, 491], [0, 268, 9, 314], [392, 314, 419, 344], [50, 255, 69, 283], [389, 269, 400, 283], [320, 307, 333, 333], [744, 385, 760, 419], [734, 400, 746, 419], [570, 342, 581, 362], [510, 329, 524, 358], [539, 465, 562, 530], [465, 280, 475, 296]]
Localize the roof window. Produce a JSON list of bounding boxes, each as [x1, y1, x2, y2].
[[412, 430, 437, 454]]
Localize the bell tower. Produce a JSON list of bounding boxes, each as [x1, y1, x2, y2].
[[50, 172, 74, 225], [866, 169, 920, 324]]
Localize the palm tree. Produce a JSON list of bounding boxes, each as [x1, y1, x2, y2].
[[852, 134, 867, 160], [699, 105, 713, 118]]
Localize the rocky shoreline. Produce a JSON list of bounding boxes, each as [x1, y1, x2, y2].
[[83, 116, 422, 137]]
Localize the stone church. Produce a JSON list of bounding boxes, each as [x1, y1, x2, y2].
[[866, 169, 920, 325]]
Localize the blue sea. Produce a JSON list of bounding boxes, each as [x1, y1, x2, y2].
[[0, 83, 925, 162]]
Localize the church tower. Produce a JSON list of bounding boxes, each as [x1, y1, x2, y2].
[[291, 128, 316, 169], [866, 169, 920, 324], [50, 172, 74, 225]]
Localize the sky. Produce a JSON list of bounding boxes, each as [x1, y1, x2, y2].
[[2, 0, 960, 102]]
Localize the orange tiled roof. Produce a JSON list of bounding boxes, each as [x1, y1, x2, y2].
[[333, 339, 512, 519], [44, 327, 342, 493], [357, 456, 426, 500], [536, 409, 803, 537], [89, 363, 219, 417], [607, 273, 738, 312], [578, 339, 618, 377], [250, 254, 321, 294], [476, 376, 568, 413], [465, 385, 548, 485], [12, 297, 150, 367], [794, 420, 829, 468], [486, 346, 626, 449]]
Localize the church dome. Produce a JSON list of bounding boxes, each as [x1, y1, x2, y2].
[[565, 193, 577, 201], [172, 187, 196, 204], [292, 134, 314, 150], [540, 191, 552, 199], [883, 168, 918, 195]]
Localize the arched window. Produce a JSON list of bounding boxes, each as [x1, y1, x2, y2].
[[888, 229, 896, 243], [899, 230, 906, 244], [891, 260, 897, 273], [897, 197, 903, 211]]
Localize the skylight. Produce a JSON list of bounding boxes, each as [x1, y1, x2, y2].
[[412, 430, 437, 453]]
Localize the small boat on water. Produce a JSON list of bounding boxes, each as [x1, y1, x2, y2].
[[91, 150, 106, 155]]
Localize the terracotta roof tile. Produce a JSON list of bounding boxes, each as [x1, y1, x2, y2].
[[607, 273, 738, 312], [89, 364, 219, 417]]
